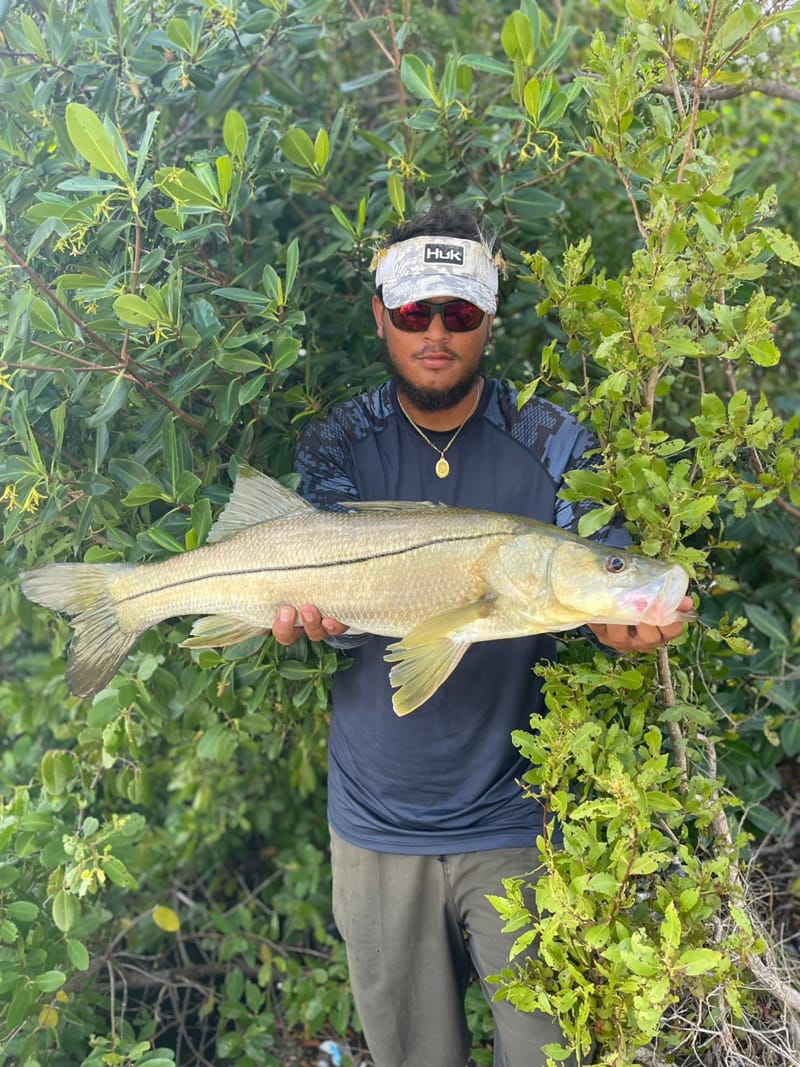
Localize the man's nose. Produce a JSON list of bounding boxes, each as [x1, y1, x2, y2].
[[424, 307, 450, 338]]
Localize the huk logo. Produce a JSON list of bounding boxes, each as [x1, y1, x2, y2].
[[424, 243, 465, 266]]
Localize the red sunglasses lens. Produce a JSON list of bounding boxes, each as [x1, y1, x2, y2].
[[443, 301, 484, 331], [391, 302, 432, 331], [390, 300, 484, 333]]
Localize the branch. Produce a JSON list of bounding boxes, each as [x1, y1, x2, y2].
[[702, 78, 800, 104], [656, 646, 688, 788], [677, 0, 718, 182]]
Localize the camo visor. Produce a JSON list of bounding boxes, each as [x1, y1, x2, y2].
[[374, 235, 498, 314]]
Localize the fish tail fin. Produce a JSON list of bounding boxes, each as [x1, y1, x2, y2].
[[20, 563, 142, 699]]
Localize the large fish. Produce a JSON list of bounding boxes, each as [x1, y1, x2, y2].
[[20, 466, 692, 716]]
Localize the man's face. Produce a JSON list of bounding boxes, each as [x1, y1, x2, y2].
[[372, 294, 494, 413]]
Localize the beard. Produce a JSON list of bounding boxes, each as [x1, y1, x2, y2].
[[383, 344, 486, 413]]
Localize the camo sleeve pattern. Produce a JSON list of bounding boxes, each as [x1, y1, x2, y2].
[[495, 383, 630, 547], [295, 387, 391, 510]]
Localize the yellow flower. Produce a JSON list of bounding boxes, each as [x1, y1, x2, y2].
[[21, 486, 46, 513]]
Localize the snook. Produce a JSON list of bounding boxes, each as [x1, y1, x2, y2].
[[21, 466, 691, 716]]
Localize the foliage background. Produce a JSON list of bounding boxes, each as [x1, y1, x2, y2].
[[0, 0, 799, 1065]]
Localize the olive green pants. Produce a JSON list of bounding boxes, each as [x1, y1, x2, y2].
[[330, 829, 573, 1067]]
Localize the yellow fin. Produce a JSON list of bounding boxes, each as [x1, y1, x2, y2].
[[180, 614, 270, 649], [20, 562, 142, 699], [208, 465, 313, 544], [384, 599, 493, 717]]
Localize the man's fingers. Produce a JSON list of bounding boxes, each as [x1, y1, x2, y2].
[[273, 606, 302, 646], [272, 604, 349, 645]]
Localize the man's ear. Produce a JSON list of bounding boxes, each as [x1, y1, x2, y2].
[[372, 294, 385, 337]]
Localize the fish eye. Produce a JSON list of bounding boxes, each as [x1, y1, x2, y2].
[[605, 555, 627, 573]]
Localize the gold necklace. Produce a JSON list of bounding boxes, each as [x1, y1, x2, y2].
[[397, 382, 482, 479]]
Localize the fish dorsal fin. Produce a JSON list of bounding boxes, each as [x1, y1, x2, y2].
[[208, 464, 313, 543], [342, 499, 444, 513], [383, 598, 494, 716]]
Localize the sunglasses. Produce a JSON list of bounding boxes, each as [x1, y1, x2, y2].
[[387, 298, 486, 333]]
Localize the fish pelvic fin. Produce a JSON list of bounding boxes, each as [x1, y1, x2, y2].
[[208, 464, 313, 544], [180, 614, 270, 649], [384, 599, 493, 717], [20, 563, 141, 699]]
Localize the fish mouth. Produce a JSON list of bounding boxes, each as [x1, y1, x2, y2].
[[618, 565, 690, 626]]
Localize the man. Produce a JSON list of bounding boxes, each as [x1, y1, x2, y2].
[[272, 204, 690, 1067]]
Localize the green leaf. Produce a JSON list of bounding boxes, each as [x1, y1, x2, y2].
[[524, 77, 540, 122], [744, 604, 788, 646], [155, 167, 222, 209], [576, 503, 617, 538], [41, 749, 74, 795], [85, 371, 129, 428], [713, 2, 762, 51], [114, 294, 170, 328], [461, 54, 512, 77], [677, 947, 724, 975], [284, 238, 300, 300], [166, 17, 194, 54], [504, 187, 564, 218], [501, 11, 535, 64], [102, 855, 137, 888], [20, 11, 48, 59], [212, 287, 269, 306], [223, 109, 248, 163], [147, 527, 186, 554], [279, 128, 318, 170], [401, 54, 437, 102], [758, 225, 800, 265], [314, 128, 330, 172], [52, 891, 79, 933], [122, 483, 171, 507], [747, 338, 780, 367], [6, 901, 38, 922], [34, 970, 67, 993], [67, 939, 90, 971], [65, 103, 129, 182], [388, 172, 406, 219]]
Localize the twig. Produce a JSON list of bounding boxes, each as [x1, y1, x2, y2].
[[676, 0, 718, 182], [656, 646, 688, 787]]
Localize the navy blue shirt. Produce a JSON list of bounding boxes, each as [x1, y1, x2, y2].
[[296, 379, 626, 854]]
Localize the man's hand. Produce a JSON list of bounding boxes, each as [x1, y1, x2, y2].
[[272, 603, 349, 646], [588, 595, 694, 654]]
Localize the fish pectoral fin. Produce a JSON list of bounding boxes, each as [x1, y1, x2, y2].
[[180, 614, 270, 649], [383, 599, 493, 717]]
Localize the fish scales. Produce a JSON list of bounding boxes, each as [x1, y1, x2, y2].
[[110, 507, 524, 638]]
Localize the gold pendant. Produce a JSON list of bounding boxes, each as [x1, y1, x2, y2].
[[435, 457, 450, 478]]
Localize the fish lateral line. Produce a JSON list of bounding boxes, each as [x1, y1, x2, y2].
[[113, 529, 511, 606]]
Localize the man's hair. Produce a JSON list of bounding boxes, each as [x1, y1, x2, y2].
[[375, 203, 499, 300], [383, 203, 498, 253]]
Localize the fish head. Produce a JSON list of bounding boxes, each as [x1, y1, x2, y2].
[[544, 540, 691, 629]]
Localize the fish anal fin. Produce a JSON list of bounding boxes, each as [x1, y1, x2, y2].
[[383, 598, 494, 717], [180, 614, 270, 649], [208, 465, 313, 544]]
